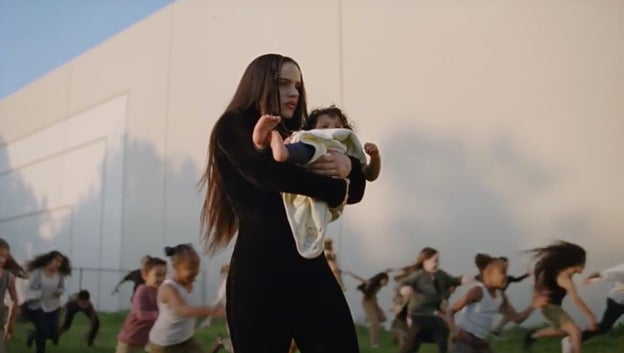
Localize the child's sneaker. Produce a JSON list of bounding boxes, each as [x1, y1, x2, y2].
[[561, 336, 574, 353]]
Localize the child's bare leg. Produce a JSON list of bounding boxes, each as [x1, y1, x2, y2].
[[533, 326, 566, 339], [270, 131, 290, 162], [560, 322, 582, 353], [252, 115, 281, 149]]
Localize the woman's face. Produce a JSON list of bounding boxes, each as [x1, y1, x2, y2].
[[423, 253, 440, 273], [47, 255, 63, 271], [380, 278, 389, 287], [278, 62, 301, 119], [315, 114, 344, 129]]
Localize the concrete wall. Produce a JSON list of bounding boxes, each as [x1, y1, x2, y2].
[[1, 0, 622, 324]]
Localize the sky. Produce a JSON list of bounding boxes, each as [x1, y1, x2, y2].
[[0, 0, 176, 99]]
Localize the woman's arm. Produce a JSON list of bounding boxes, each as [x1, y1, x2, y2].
[[441, 270, 471, 287], [160, 284, 224, 318], [311, 153, 366, 204], [345, 155, 366, 204], [216, 115, 350, 208], [558, 274, 597, 329]]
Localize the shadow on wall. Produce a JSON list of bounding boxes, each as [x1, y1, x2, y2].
[[0, 134, 229, 311], [337, 125, 609, 326], [0, 135, 51, 258]]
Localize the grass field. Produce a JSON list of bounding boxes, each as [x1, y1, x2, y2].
[[6, 311, 623, 353]]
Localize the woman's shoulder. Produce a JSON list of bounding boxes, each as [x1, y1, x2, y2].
[[215, 110, 254, 131]]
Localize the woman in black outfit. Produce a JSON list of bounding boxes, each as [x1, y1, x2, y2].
[[200, 53, 366, 353]]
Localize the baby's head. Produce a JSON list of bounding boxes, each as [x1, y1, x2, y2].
[[303, 105, 353, 130], [164, 244, 200, 286]]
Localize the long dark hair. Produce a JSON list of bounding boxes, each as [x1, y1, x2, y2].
[[415, 247, 438, 271], [27, 250, 71, 275], [200, 54, 308, 255], [527, 241, 586, 288], [357, 272, 389, 297], [0, 238, 28, 278]]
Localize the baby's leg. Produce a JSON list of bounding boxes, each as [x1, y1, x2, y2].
[[252, 115, 281, 149], [270, 131, 290, 162]]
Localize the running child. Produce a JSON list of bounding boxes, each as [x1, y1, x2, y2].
[[523, 241, 597, 353], [447, 254, 546, 353], [147, 244, 225, 353], [116, 256, 167, 353]]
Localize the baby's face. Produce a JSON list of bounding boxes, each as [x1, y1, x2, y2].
[[315, 114, 344, 129]]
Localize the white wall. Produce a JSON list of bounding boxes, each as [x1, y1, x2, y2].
[[0, 95, 126, 310], [0, 0, 622, 325]]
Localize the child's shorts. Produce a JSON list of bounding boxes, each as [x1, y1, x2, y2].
[[541, 304, 573, 329]]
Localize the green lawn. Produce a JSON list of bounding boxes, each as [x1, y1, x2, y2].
[[6, 312, 623, 353]]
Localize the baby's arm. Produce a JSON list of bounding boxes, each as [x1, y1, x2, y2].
[[363, 143, 381, 181], [269, 131, 290, 162]]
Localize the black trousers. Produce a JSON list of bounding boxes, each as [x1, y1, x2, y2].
[[60, 303, 100, 345], [27, 308, 60, 353], [582, 298, 624, 341], [226, 253, 359, 353], [399, 315, 450, 353]]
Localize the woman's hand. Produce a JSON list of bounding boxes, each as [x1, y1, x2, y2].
[[308, 151, 352, 178]]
